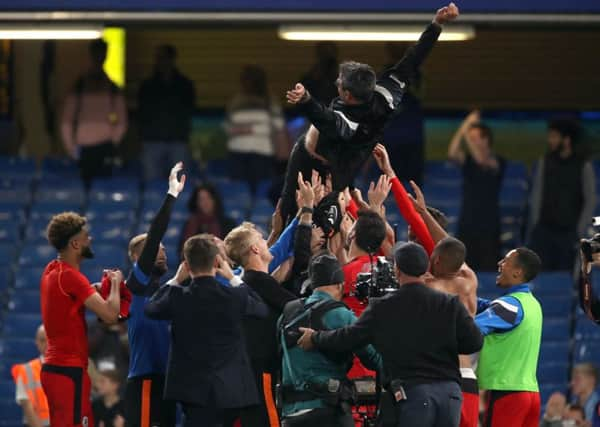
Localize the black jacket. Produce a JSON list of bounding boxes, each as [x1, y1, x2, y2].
[[312, 282, 483, 386], [242, 270, 297, 372], [144, 277, 268, 407], [300, 23, 441, 190]]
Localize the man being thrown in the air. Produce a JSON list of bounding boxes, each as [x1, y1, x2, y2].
[[279, 2, 459, 222]]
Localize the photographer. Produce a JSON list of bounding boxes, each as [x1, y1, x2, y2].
[[278, 253, 382, 427], [298, 242, 483, 427], [579, 237, 600, 323]]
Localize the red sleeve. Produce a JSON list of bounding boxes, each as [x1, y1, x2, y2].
[[346, 199, 359, 220], [390, 177, 435, 255], [59, 269, 96, 306]]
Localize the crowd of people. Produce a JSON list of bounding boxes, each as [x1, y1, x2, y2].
[[7, 2, 600, 427]]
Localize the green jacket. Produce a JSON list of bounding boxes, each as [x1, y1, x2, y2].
[[278, 290, 382, 417]]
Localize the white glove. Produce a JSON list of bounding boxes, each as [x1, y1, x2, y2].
[[168, 162, 186, 198]]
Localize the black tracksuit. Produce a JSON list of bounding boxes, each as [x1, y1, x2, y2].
[[280, 22, 442, 221]]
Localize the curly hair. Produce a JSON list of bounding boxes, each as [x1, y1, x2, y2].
[[224, 222, 257, 267], [46, 212, 87, 251]]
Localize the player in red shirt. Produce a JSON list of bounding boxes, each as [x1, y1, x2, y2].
[[41, 212, 122, 427]]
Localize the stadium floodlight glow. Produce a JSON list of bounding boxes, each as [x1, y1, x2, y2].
[[278, 25, 475, 41], [0, 25, 103, 40]]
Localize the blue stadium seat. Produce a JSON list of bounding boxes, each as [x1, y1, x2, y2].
[[0, 176, 31, 193], [503, 161, 529, 184], [0, 399, 22, 425], [88, 190, 139, 210], [90, 177, 140, 193], [424, 161, 462, 182], [531, 272, 573, 296], [0, 244, 17, 267], [87, 222, 131, 244], [33, 188, 85, 205], [537, 362, 569, 385], [499, 182, 528, 207], [542, 318, 570, 341], [90, 244, 127, 269], [0, 204, 25, 225], [18, 244, 54, 268], [0, 190, 31, 207], [14, 267, 45, 290], [0, 227, 20, 243], [0, 267, 12, 292], [0, 338, 38, 360], [29, 200, 82, 217], [204, 159, 232, 178], [539, 341, 570, 363], [573, 339, 600, 364], [80, 264, 106, 284], [0, 381, 15, 401], [574, 314, 600, 340], [37, 174, 84, 192], [8, 291, 41, 314], [421, 184, 461, 208], [41, 156, 79, 176], [0, 156, 37, 175], [215, 181, 252, 208], [2, 313, 42, 339], [539, 295, 572, 318], [477, 272, 498, 292]]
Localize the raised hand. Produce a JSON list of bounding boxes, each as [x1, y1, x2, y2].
[[372, 144, 396, 178], [434, 2, 459, 25], [312, 170, 325, 205], [168, 162, 186, 197], [297, 172, 315, 208], [286, 83, 309, 104], [351, 188, 370, 211], [215, 254, 234, 281], [407, 180, 427, 215], [368, 175, 392, 212]]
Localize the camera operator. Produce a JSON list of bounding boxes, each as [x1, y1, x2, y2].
[[579, 235, 600, 322], [298, 242, 483, 427], [278, 253, 382, 427]]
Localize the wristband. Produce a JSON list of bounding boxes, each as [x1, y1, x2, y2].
[[300, 206, 314, 215]]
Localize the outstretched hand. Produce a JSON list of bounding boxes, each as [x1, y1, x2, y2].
[[286, 83, 309, 104], [407, 180, 427, 215], [434, 2, 459, 25], [373, 144, 395, 178], [168, 162, 186, 197]]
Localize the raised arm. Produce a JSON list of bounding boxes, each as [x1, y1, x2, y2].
[[286, 83, 358, 141], [383, 3, 457, 88], [372, 144, 435, 254], [128, 163, 186, 293], [407, 180, 448, 245], [448, 110, 479, 165]]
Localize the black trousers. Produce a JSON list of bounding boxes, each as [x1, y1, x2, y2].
[[79, 141, 115, 187], [381, 381, 462, 427], [458, 229, 501, 272], [124, 374, 176, 427], [280, 137, 329, 223], [238, 360, 280, 427]]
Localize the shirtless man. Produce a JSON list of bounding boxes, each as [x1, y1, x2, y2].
[[411, 186, 480, 427]]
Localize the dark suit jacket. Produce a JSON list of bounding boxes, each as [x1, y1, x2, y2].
[[144, 276, 268, 407], [313, 282, 483, 386]]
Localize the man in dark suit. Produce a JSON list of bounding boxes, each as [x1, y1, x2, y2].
[[298, 242, 483, 427], [145, 234, 268, 427]]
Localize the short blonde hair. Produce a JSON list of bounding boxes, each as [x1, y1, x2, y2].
[[128, 234, 147, 261], [224, 222, 258, 267]]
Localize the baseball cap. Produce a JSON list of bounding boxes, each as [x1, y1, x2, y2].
[[393, 242, 429, 276]]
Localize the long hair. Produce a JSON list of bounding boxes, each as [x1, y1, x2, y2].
[[187, 182, 227, 221]]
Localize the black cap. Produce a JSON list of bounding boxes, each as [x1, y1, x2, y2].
[[313, 192, 342, 238], [308, 253, 345, 289], [393, 242, 429, 277]]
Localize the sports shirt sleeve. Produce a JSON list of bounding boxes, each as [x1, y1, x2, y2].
[[474, 295, 524, 336]]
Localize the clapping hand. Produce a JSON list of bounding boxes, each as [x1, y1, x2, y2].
[[168, 162, 186, 197]]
